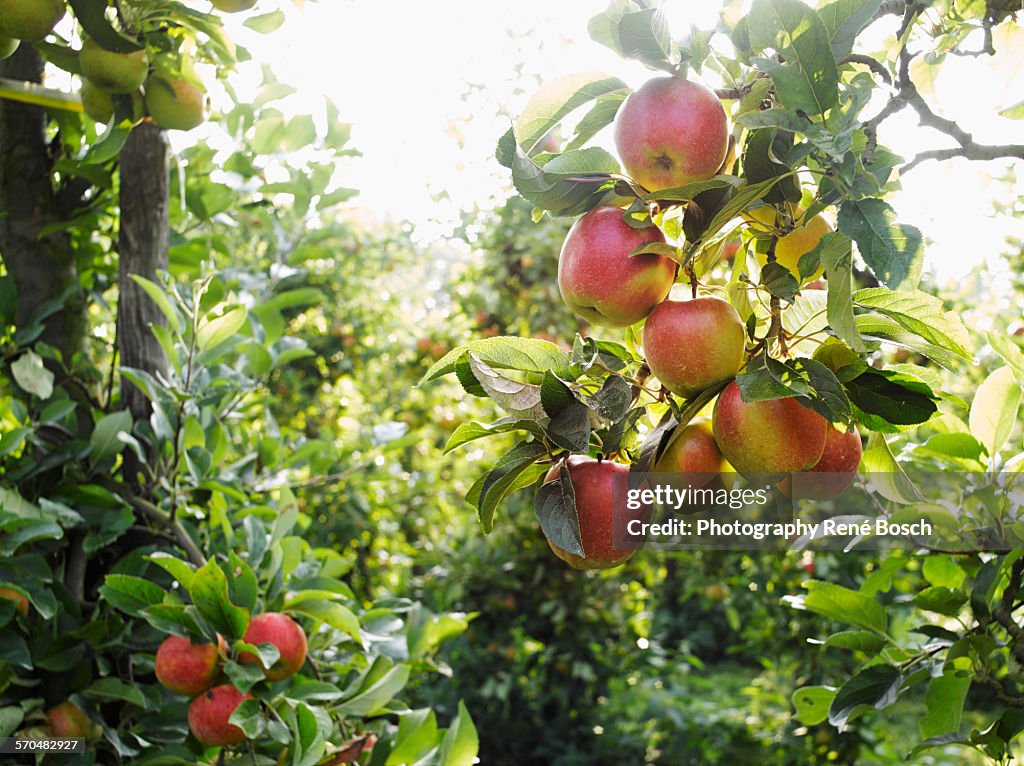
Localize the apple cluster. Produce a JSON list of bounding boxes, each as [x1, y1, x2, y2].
[[0, 0, 259, 131], [155, 612, 307, 748], [543, 76, 862, 570]]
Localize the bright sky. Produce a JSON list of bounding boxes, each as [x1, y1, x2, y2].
[[218, 0, 1023, 284]]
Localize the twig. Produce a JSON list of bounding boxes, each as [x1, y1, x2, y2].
[[129, 496, 207, 567], [842, 54, 892, 85]]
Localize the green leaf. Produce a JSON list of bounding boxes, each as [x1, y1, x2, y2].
[[288, 600, 361, 643], [128, 275, 181, 333], [838, 200, 923, 290], [11, 351, 54, 399], [829, 664, 901, 731], [243, 10, 286, 33], [513, 73, 629, 157], [473, 441, 548, 532], [83, 677, 147, 708], [509, 144, 616, 216], [188, 559, 250, 639], [438, 700, 479, 766], [969, 367, 1022, 460], [792, 685, 836, 726], [860, 432, 922, 503], [854, 287, 971, 359], [196, 305, 247, 351], [228, 698, 265, 739], [420, 336, 571, 385], [463, 355, 545, 420], [920, 672, 971, 739], [99, 574, 166, 617], [534, 466, 583, 557], [67, 0, 144, 52], [565, 91, 628, 151], [146, 552, 196, 590], [913, 586, 967, 616], [444, 419, 544, 453], [337, 661, 411, 717], [823, 630, 886, 653], [749, 0, 840, 116], [89, 410, 133, 464], [818, 0, 884, 60], [922, 556, 966, 589], [0, 707, 24, 738], [388, 709, 440, 765], [586, 375, 633, 422], [818, 232, 866, 351], [800, 580, 887, 634], [987, 332, 1024, 389], [999, 98, 1024, 119], [761, 261, 800, 302], [742, 128, 801, 204], [845, 368, 938, 428]]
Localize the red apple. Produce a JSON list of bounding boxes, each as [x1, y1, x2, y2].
[[188, 684, 251, 747], [721, 242, 740, 262], [238, 613, 307, 681], [782, 425, 862, 500], [712, 380, 828, 475], [46, 701, 96, 740], [155, 635, 225, 696], [614, 77, 729, 192], [558, 206, 676, 327], [542, 457, 649, 570], [642, 297, 746, 398]]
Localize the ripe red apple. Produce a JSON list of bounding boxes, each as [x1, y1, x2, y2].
[[712, 380, 828, 475], [614, 77, 729, 192], [155, 635, 226, 696], [145, 75, 206, 131], [542, 457, 649, 570], [558, 206, 676, 327], [0, 587, 28, 616], [238, 613, 307, 681], [188, 684, 251, 747], [211, 0, 257, 11], [721, 242, 740, 262], [642, 297, 746, 398], [79, 38, 148, 94], [782, 425, 863, 500], [46, 701, 96, 740], [0, 0, 65, 42], [0, 34, 19, 60]]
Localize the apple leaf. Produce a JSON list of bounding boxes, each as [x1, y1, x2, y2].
[[534, 463, 583, 557], [188, 559, 250, 640], [829, 664, 902, 731], [512, 73, 629, 158], [748, 0, 839, 116], [818, 0, 884, 61], [838, 200, 924, 291], [853, 287, 971, 359], [420, 336, 572, 385]]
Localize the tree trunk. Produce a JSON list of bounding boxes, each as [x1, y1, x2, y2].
[[117, 123, 169, 421], [0, 46, 86, 363]]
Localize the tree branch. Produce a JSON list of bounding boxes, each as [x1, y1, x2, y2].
[[129, 496, 207, 567], [842, 54, 892, 85]]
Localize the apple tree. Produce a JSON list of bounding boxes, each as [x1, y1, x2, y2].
[[0, 1, 478, 763], [424, 0, 1024, 759]]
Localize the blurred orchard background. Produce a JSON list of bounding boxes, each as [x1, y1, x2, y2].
[[2, 0, 1024, 763]]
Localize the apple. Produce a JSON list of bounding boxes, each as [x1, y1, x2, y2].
[[155, 635, 226, 696], [46, 701, 97, 740], [654, 420, 727, 478], [80, 80, 114, 123], [558, 206, 676, 327], [614, 77, 729, 192], [782, 425, 862, 500], [79, 38, 148, 94], [0, 34, 19, 60], [542, 457, 649, 570], [764, 214, 831, 281], [642, 297, 746, 398], [238, 613, 307, 681], [0, 587, 28, 616], [712, 380, 828, 475], [145, 75, 206, 131], [721, 241, 740, 262], [187, 684, 251, 747], [703, 583, 728, 602], [210, 0, 258, 11], [0, 0, 65, 42]]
